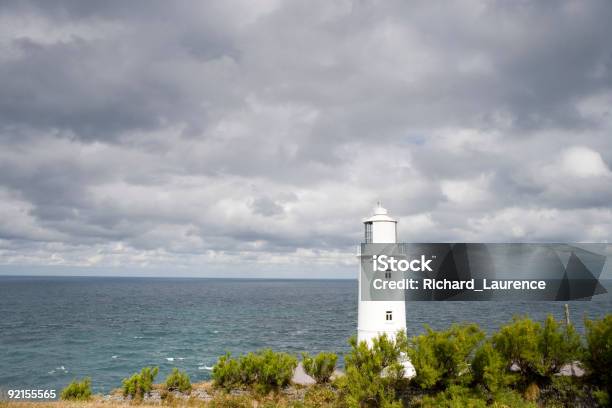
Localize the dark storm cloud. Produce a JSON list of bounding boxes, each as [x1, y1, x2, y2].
[[0, 0, 243, 141], [0, 0, 611, 275]]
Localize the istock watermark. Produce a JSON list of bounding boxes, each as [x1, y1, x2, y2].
[[360, 243, 610, 301], [372, 254, 433, 272]]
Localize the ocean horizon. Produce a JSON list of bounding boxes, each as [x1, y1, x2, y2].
[[1, 275, 610, 394]]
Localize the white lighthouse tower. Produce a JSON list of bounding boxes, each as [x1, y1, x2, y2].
[[358, 203, 416, 377]]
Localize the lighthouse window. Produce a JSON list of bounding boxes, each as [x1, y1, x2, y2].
[[385, 271, 391, 279], [365, 222, 372, 243], [385, 311, 392, 321]]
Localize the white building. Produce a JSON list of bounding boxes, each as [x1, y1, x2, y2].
[[357, 203, 416, 378]]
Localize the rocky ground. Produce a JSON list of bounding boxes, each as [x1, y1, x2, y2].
[[0, 381, 315, 407]]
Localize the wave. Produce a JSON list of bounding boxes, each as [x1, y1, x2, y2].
[[49, 366, 68, 375]]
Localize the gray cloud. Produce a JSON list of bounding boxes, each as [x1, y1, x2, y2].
[[0, 0, 611, 277]]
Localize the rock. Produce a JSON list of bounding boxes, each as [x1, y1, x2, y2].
[[282, 386, 307, 400], [557, 361, 585, 377], [192, 388, 213, 401], [103, 394, 124, 402], [229, 388, 249, 396], [143, 390, 162, 402], [292, 362, 316, 385], [330, 369, 344, 380]]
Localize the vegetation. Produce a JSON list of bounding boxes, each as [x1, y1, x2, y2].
[[492, 315, 582, 390], [584, 314, 612, 405], [212, 348, 298, 394], [472, 341, 512, 393], [302, 351, 338, 384], [408, 323, 484, 390], [165, 367, 192, 393], [413, 385, 538, 408], [122, 366, 159, 399], [212, 352, 242, 390], [29, 312, 611, 408], [303, 384, 344, 408], [414, 384, 487, 408], [60, 377, 92, 401], [343, 332, 408, 407], [206, 393, 253, 408]]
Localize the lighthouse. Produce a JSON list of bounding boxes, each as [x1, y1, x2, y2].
[[358, 203, 416, 377]]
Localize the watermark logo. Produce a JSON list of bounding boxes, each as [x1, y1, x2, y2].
[[372, 254, 433, 272]]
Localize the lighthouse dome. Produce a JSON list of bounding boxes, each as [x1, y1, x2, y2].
[[363, 203, 397, 223]]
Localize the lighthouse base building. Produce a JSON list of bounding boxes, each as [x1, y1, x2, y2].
[[358, 204, 416, 378]]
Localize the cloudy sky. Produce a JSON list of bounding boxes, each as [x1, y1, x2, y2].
[[0, 0, 611, 278]]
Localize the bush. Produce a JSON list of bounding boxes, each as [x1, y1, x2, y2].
[[344, 332, 407, 408], [490, 388, 538, 408], [303, 385, 341, 408], [415, 385, 537, 408], [539, 376, 590, 407], [212, 352, 242, 390], [212, 349, 297, 394], [414, 384, 487, 408], [165, 367, 191, 393], [538, 314, 582, 377], [593, 388, 610, 407], [122, 366, 158, 399], [60, 377, 92, 401], [302, 352, 338, 384], [491, 316, 540, 380], [492, 315, 581, 386], [472, 342, 512, 393], [584, 314, 612, 393], [408, 323, 484, 390], [243, 349, 297, 393]]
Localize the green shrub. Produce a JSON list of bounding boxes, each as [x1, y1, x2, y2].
[[490, 388, 538, 408], [165, 367, 191, 393], [416, 386, 536, 408], [414, 384, 487, 408], [245, 349, 297, 393], [302, 352, 338, 384], [122, 366, 158, 399], [472, 342, 512, 393], [584, 314, 612, 392], [408, 323, 484, 390], [593, 388, 610, 407], [344, 332, 407, 408], [492, 315, 581, 385], [538, 376, 589, 407], [303, 385, 342, 408], [212, 352, 242, 390], [212, 349, 297, 394], [538, 314, 582, 377], [60, 377, 92, 401], [492, 316, 540, 379]]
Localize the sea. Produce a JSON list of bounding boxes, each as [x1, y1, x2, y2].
[[0, 276, 610, 394]]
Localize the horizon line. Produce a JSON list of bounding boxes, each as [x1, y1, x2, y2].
[[0, 274, 356, 280]]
